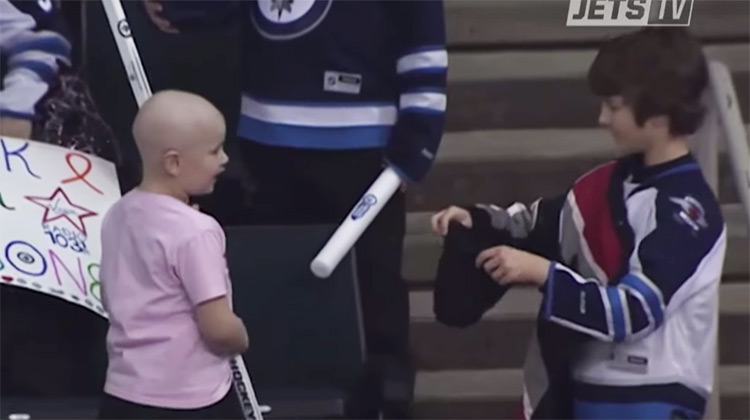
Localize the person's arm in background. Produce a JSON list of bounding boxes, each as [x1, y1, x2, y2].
[[385, 0, 448, 184], [0, 0, 71, 138], [176, 229, 249, 357], [143, 0, 240, 34]]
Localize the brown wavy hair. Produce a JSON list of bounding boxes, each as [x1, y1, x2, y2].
[[588, 28, 709, 136]]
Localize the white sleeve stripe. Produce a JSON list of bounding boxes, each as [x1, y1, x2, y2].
[[621, 273, 665, 325], [600, 286, 615, 340], [631, 271, 665, 306], [555, 264, 602, 285], [620, 288, 632, 337], [621, 284, 656, 340], [550, 264, 614, 339], [5, 67, 44, 83], [0, 74, 48, 116], [549, 315, 611, 341], [400, 92, 447, 112], [8, 50, 67, 70], [240, 95, 397, 127], [10, 49, 66, 62], [397, 50, 448, 74], [622, 283, 656, 327]]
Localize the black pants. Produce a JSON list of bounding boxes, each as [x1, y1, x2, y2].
[[238, 141, 412, 418], [98, 389, 243, 420]]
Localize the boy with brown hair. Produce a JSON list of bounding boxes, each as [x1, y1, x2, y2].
[[433, 28, 726, 419]]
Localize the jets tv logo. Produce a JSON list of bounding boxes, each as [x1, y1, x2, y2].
[[567, 0, 694, 26], [251, 0, 332, 40]]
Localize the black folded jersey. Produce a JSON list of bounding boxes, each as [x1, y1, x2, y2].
[[433, 221, 511, 328]]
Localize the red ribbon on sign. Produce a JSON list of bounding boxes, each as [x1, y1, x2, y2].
[[61, 153, 103, 195]]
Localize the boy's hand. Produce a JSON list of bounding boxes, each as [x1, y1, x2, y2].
[[475, 246, 551, 286], [431, 205, 472, 236], [143, 0, 179, 33]]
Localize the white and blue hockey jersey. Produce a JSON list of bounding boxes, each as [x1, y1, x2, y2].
[[468, 153, 727, 419], [161, 0, 447, 182], [0, 0, 71, 120]]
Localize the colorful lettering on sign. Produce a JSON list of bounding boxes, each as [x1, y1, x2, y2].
[[4, 240, 47, 277], [0, 191, 15, 210], [1, 138, 114, 317], [1, 138, 41, 179], [1, 239, 103, 304], [49, 249, 88, 297], [88, 263, 102, 303], [44, 226, 89, 254]]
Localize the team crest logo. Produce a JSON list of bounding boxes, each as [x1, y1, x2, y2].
[[251, 0, 332, 40], [670, 195, 707, 232], [351, 194, 377, 220]]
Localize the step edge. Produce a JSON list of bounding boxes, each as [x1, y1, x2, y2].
[[414, 365, 750, 400], [448, 45, 749, 82], [434, 126, 750, 163]]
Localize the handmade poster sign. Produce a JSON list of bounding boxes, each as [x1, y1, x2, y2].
[[0, 136, 120, 318]]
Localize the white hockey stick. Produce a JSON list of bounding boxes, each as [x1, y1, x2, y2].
[[230, 356, 269, 419], [100, 0, 151, 107], [101, 1, 267, 418], [311, 167, 402, 278]]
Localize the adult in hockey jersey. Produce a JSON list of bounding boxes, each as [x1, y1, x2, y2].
[[144, 0, 447, 417], [431, 28, 725, 419], [0, 0, 71, 138]]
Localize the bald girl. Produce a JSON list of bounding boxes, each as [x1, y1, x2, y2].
[[133, 90, 228, 201], [97, 90, 247, 419]]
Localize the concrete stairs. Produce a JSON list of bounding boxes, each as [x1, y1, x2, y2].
[[407, 2, 750, 418]]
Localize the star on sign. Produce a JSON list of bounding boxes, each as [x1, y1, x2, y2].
[[271, 0, 294, 19], [25, 187, 98, 237]]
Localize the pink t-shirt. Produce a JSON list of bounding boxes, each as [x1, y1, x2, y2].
[[99, 189, 232, 409]]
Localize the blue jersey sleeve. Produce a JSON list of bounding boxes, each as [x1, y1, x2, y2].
[[384, 0, 447, 183], [541, 187, 726, 342], [0, 0, 71, 119]]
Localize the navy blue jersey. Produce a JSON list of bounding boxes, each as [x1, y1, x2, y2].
[[470, 153, 726, 419], [161, 0, 447, 182]]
